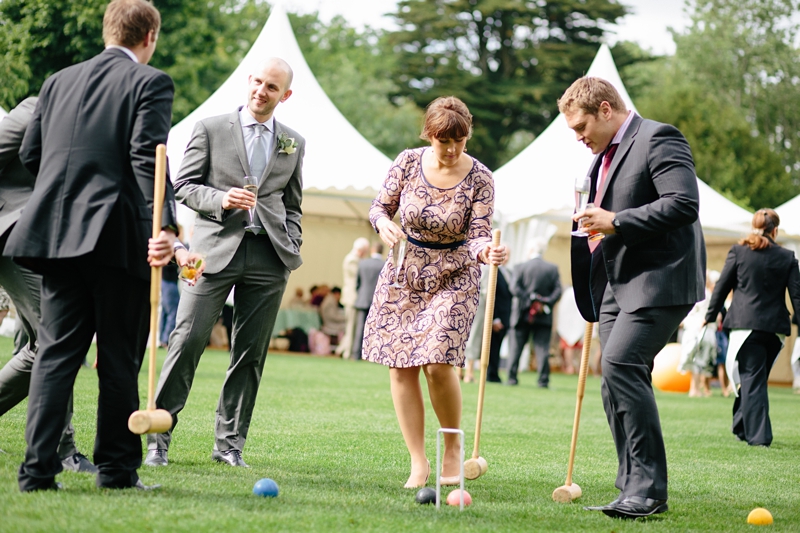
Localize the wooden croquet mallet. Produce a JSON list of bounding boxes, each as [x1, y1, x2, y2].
[[128, 144, 174, 435], [463, 229, 501, 480], [552, 321, 594, 502]]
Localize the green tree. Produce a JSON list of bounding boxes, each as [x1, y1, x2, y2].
[[671, 0, 800, 205], [634, 72, 788, 210], [0, 0, 268, 124], [385, 0, 628, 169], [291, 13, 424, 158]]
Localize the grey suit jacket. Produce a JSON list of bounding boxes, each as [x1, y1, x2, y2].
[[571, 115, 706, 318], [354, 256, 384, 310], [174, 108, 304, 274], [0, 97, 37, 238]]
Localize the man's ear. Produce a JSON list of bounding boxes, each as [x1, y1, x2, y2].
[[280, 89, 293, 103]]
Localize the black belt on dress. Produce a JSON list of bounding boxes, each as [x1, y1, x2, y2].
[[406, 235, 466, 250]]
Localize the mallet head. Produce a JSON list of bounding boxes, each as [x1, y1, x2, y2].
[[552, 482, 582, 503], [128, 409, 173, 435], [463, 456, 488, 480]]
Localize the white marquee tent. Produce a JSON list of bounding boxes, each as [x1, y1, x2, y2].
[[493, 44, 754, 265], [775, 195, 800, 238], [167, 5, 390, 301], [0, 107, 7, 120]]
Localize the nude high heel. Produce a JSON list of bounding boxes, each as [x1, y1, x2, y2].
[[404, 459, 430, 489]]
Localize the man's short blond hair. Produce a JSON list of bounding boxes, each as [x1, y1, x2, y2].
[[557, 77, 627, 116], [102, 0, 161, 48]]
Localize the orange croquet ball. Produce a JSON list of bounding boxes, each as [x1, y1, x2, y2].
[[747, 508, 773, 525], [651, 343, 691, 393]]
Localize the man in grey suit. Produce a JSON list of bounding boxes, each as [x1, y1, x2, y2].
[[560, 77, 705, 519], [0, 98, 96, 473], [506, 241, 562, 387], [146, 57, 304, 468], [351, 242, 384, 360]]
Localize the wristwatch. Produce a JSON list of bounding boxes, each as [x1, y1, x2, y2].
[[173, 241, 187, 253], [612, 217, 621, 232]]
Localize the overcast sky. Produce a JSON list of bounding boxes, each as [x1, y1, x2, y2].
[[284, 0, 691, 55]]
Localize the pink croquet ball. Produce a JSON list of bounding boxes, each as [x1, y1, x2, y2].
[[446, 489, 472, 507]]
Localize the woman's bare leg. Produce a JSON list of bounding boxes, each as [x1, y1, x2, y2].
[[423, 364, 462, 478], [389, 366, 429, 488]]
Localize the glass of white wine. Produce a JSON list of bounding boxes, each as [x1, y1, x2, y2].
[[243, 175, 261, 233], [571, 175, 592, 237]]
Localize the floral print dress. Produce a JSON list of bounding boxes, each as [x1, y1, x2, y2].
[[362, 148, 494, 368]]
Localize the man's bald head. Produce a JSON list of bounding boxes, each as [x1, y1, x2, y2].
[[246, 57, 294, 122]]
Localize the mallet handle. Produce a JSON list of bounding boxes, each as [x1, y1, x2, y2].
[[471, 229, 501, 460], [565, 321, 594, 486], [147, 144, 167, 412]]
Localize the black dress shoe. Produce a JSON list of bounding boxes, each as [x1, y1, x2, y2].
[[134, 479, 162, 491], [584, 496, 622, 511], [602, 496, 668, 519], [506, 378, 518, 386], [212, 449, 249, 468], [22, 481, 63, 492], [61, 452, 98, 474], [144, 449, 169, 467]]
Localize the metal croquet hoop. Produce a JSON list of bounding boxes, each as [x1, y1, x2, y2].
[[436, 428, 466, 510]]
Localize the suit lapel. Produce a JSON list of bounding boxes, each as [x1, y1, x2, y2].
[[228, 110, 250, 175], [598, 114, 642, 206], [261, 120, 283, 182], [588, 154, 603, 204]]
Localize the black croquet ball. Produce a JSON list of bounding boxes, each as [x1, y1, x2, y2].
[[415, 487, 437, 504]]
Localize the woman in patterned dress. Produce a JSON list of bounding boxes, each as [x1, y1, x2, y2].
[[362, 97, 507, 488]]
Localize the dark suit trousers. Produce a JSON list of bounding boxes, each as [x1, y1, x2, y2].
[[18, 257, 148, 491], [508, 324, 552, 385], [487, 328, 506, 382], [351, 308, 369, 360], [598, 285, 691, 500], [0, 249, 79, 459], [148, 235, 289, 453], [731, 331, 781, 446]]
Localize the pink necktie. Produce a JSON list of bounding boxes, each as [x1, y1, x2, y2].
[[589, 144, 618, 253]]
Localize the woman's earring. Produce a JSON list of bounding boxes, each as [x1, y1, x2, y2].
[[464, 147, 468, 153]]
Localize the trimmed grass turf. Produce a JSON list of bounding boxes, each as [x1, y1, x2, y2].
[[0, 336, 798, 532]]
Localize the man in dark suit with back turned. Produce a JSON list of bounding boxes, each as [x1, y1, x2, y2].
[[351, 242, 384, 360], [5, 0, 181, 491], [0, 98, 96, 474], [506, 240, 562, 387], [560, 77, 706, 519], [145, 57, 305, 468]]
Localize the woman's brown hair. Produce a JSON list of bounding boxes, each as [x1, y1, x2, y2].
[[739, 208, 780, 250], [419, 96, 473, 141]]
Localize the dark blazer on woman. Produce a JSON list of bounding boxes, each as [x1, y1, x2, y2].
[[705, 241, 800, 335]]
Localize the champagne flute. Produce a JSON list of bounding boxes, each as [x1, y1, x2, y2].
[[243, 175, 261, 233], [391, 237, 407, 288], [571, 175, 592, 237]]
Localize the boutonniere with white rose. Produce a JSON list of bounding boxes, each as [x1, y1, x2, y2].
[[278, 132, 298, 154]]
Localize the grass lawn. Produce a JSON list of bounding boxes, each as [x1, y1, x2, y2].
[[0, 336, 798, 532]]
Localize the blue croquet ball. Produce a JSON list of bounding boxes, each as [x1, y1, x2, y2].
[[415, 487, 437, 504], [253, 478, 279, 498]]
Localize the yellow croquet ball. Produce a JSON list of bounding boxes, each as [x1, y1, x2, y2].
[[747, 508, 773, 525]]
